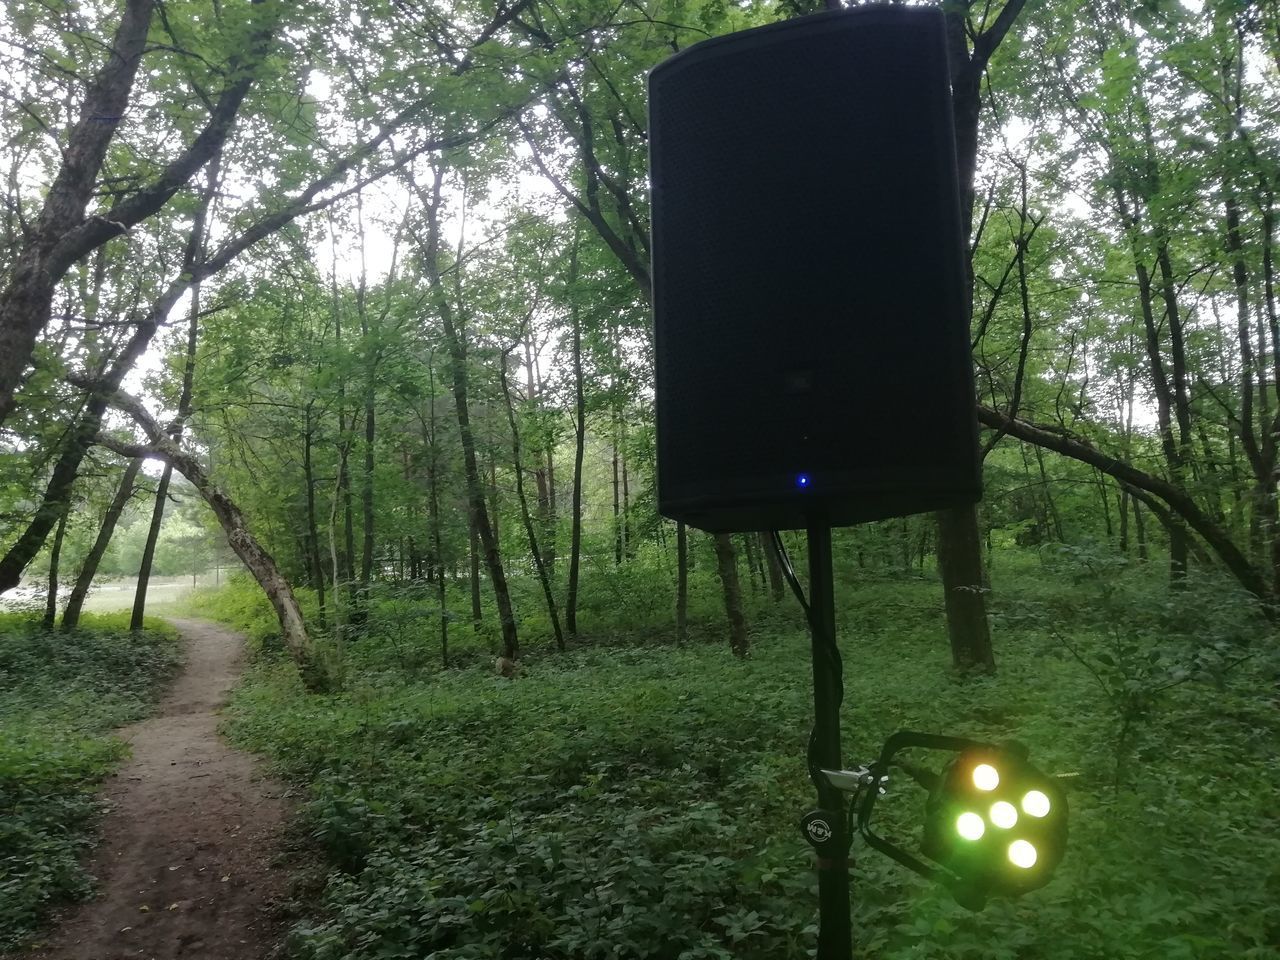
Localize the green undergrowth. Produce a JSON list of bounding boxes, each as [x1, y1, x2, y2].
[[200, 557, 1280, 959], [0, 612, 184, 950]]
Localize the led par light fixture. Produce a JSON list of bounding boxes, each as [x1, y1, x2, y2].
[[847, 731, 1068, 911]]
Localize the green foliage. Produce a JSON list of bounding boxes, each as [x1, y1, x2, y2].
[[0, 613, 183, 949], [208, 554, 1280, 959]]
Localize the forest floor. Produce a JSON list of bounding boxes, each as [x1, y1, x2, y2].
[[12, 619, 291, 960]]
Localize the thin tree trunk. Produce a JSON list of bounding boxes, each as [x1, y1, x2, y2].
[[63, 458, 142, 630], [303, 406, 327, 629], [1135, 496, 1149, 562], [426, 395, 449, 668], [621, 418, 632, 560], [43, 507, 69, 629], [712, 533, 749, 658], [415, 166, 518, 659], [131, 464, 173, 629], [501, 345, 565, 651], [469, 512, 483, 626], [742, 532, 763, 594], [1033, 444, 1065, 541], [358, 191, 376, 591], [130, 158, 219, 628], [612, 407, 622, 565], [567, 246, 587, 635], [676, 521, 689, 641], [1118, 487, 1130, 554], [761, 531, 785, 602]]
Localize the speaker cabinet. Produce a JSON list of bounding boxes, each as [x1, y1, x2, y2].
[[649, 7, 980, 533]]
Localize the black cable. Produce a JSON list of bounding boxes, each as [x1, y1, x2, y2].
[[771, 530, 844, 793], [771, 529, 810, 616]]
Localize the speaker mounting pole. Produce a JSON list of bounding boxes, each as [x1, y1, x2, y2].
[[804, 521, 853, 958]]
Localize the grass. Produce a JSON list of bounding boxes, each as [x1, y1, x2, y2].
[[186, 551, 1280, 959], [0, 612, 184, 950]]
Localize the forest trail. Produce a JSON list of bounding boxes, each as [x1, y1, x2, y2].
[[20, 619, 290, 960]]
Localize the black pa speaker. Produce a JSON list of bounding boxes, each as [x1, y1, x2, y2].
[[649, 6, 980, 533]]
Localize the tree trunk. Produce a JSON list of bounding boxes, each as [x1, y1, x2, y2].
[[131, 464, 173, 629], [936, 505, 994, 672], [0, 295, 174, 594], [1134, 496, 1149, 562], [0, 0, 155, 427], [566, 231, 587, 636], [130, 159, 218, 629], [712, 533, 749, 658], [501, 346, 565, 651], [761, 531, 786, 602], [303, 406, 327, 629], [612, 408, 622, 566], [935, 0, 1030, 673], [63, 458, 142, 630], [43, 507, 70, 629], [676, 521, 689, 641], [469, 513, 483, 627], [96, 396, 324, 690], [428, 441, 449, 668], [417, 167, 518, 659]]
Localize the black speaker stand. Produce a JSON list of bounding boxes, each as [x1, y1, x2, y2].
[[804, 522, 853, 959]]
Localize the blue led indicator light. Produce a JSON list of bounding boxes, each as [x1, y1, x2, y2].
[[796, 473, 811, 489]]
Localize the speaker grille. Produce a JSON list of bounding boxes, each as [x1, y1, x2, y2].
[[650, 7, 980, 532]]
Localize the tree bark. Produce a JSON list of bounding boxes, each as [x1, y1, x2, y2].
[[567, 248, 587, 635], [0, 0, 278, 427], [63, 458, 142, 630], [761, 531, 786, 602], [978, 404, 1272, 603], [43, 508, 70, 629], [415, 166, 519, 659], [676, 522, 689, 641], [936, 504, 994, 671], [131, 463, 174, 630], [712, 533, 749, 658], [501, 345, 565, 651], [0, 0, 154, 425], [95, 391, 324, 690], [130, 158, 219, 629], [934, 0, 1029, 672], [303, 404, 327, 629]]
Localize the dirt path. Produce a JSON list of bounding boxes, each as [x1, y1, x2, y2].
[[20, 619, 291, 960]]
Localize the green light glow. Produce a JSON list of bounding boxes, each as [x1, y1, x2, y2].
[[990, 800, 1018, 829], [972, 763, 999, 791], [1022, 790, 1051, 818], [956, 812, 985, 840], [1008, 839, 1037, 868]]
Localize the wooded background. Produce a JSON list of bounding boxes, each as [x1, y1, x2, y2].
[[2, 0, 1280, 672]]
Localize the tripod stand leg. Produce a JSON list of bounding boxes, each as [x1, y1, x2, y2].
[[806, 522, 852, 959]]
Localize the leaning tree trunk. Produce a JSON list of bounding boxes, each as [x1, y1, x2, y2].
[[0, 0, 154, 428], [63, 458, 142, 630], [95, 392, 324, 689]]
